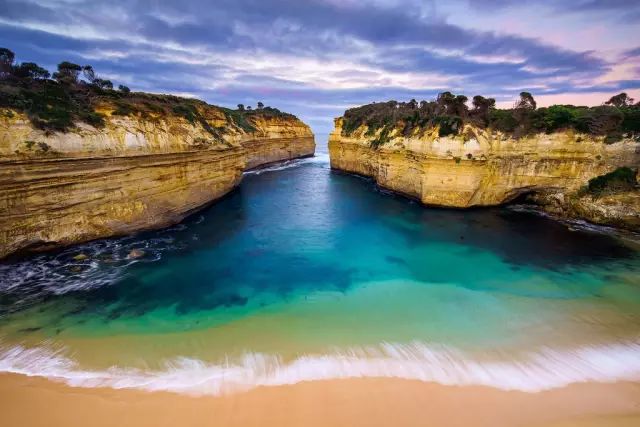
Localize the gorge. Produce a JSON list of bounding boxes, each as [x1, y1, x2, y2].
[[2, 2, 640, 424]]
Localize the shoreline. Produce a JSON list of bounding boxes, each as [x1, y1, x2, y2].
[[1, 373, 639, 427]]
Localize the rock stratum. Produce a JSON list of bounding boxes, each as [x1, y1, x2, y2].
[[0, 105, 314, 258], [329, 117, 640, 230]]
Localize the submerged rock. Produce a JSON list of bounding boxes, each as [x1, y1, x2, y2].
[[127, 249, 146, 259]]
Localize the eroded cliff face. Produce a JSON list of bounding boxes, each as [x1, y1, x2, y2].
[[242, 115, 315, 169], [0, 106, 314, 258], [329, 118, 640, 228]]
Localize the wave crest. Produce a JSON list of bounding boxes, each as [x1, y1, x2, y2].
[[244, 153, 330, 175], [1, 341, 639, 396]]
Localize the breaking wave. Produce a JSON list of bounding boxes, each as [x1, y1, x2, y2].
[[244, 153, 330, 175], [1, 340, 639, 396], [0, 234, 183, 312]]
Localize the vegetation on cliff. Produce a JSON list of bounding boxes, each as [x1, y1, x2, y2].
[[0, 48, 296, 135], [586, 167, 638, 195], [341, 91, 640, 148]]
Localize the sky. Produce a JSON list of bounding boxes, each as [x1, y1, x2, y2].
[[1, 0, 639, 135]]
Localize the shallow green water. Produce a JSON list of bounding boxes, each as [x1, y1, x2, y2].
[[1, 144, 639, 393]]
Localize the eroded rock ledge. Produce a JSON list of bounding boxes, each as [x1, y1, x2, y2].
[[329, 117, 640, 230], [0, 107, 314, 258]]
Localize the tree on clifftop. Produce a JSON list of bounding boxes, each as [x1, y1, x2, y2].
[[515, 92, 537, 110], [53, 61, 83, 84], [257, 101, 264, 109], [472, 95, 496, 112], [453, 95, 469, 117], [606, 93, 635, 108], [471, 95, 496, 126], [13, 62, 50, 80], [0, 48, 15, 78], [513, 92, 537, 131], [82, 65, 96, 83], [93, 78, 113, 90], [436, 91, 455, 115], [435, 92, 469, 117]]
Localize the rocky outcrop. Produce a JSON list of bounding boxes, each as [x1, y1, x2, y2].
[[527, 191, 640, 231], [0, 106, 314, 258], [329, 117, 640, 229]]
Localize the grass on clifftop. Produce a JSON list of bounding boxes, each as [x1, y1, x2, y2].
[[0, 48, 297, 134], [341, 92, 640, 148]]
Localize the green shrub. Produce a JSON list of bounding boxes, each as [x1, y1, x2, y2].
[[574, 106, 625, 135], [112, 102, 135, 116], [340, 93, 640, 142], [488, 109, 517, 133], [172, 104, 197, 123], [36, 141, 51, 152], [587, 167, 637, 194], [80, 111, 105, 128], [603, 132, 624, 144], [369, 126, 392, 148], [538, 105, 577, 132], [221, 108, 256, 133], [620, 106, 640, 133], [434, 115, 462, 137], [21, 140, 53, 153]]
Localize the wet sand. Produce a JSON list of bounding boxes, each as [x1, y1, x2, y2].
[[1, 373, 639, 427]]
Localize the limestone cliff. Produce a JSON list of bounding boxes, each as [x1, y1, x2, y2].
[[0, 105, 314, 258], [242, 115, 315, 169], [329, 117, 640, 229]]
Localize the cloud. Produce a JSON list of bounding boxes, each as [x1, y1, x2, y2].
[[1, 0, 638, 134], [622, 47, 640, 59]]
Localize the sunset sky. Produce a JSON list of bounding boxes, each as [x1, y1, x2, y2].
[[2, 0, 639, 134]]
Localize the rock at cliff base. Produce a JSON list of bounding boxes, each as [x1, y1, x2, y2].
[[128, 249, 145, 259]]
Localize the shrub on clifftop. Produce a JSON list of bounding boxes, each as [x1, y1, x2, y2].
[[341, 91, 640, 147], [0, 47, 299, 134]]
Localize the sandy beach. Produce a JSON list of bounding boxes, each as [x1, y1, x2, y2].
[[1, 373, 639, 427]]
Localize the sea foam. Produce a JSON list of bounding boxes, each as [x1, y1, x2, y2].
[[1, 340, 639, 396], [244, 152, 330, 176]]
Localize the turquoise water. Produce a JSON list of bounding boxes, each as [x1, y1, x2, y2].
[[1, 143, 639, 394]]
